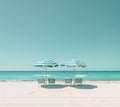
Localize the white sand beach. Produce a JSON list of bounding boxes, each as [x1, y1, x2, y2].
[[0, 81, 120, 107]]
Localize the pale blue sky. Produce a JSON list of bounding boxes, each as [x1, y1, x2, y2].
[[0, 0, 120, 70]]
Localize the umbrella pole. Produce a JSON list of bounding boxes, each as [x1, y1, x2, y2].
[[73, 67, 76, 85], [45, 67, 47, 85]]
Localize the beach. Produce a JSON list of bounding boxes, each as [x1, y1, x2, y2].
[[0, 81, 120, 107]]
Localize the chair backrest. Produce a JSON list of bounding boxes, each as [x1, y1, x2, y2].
[[75, 78, 82, 83], [37, 78, 45, 83], [48, 78, 55, 83]]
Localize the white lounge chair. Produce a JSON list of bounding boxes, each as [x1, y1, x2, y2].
[[37, 78, 46, 85], [48, 78, 55, 85], [74, 78, 83, 85], [65, 78, 72, 85]]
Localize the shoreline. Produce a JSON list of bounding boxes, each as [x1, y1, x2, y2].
[[0, 80, 120, 83]]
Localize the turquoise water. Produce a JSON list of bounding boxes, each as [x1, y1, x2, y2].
[[0, 71, 120, 81]]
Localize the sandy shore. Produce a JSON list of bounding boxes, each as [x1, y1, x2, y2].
[[0, 81, 120, 107]]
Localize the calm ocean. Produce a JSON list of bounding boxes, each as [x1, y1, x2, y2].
[[0, 71, 120, 81]]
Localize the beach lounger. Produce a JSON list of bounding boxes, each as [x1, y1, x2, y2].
[[65, 78, 72, 85], [37, 78, 46, 85], [48, 78, 55, 85], [74, 78, 83, 85]]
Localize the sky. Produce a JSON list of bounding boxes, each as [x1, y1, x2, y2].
[[0, 0, 120, 70]]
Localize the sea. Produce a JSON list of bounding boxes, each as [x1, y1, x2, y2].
[[0, 71, 120, 81]]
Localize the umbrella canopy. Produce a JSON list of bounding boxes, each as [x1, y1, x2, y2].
[[34, 59, 58, 69], [61, 59, 87, 70]]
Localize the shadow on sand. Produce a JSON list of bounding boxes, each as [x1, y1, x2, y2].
[[71, 84, 97, 89], [40, 84, 97, 89], [41, 84, 67, 89]]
